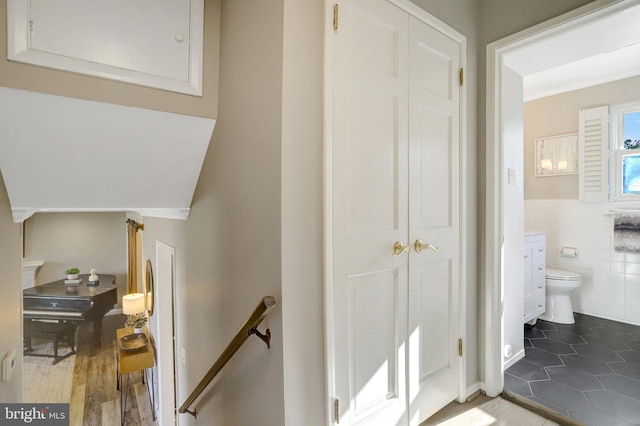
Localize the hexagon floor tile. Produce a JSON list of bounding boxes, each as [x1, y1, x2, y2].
[[504, 313, 640, 426]]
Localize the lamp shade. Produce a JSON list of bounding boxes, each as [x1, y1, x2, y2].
[[123, 293, 145, 315]]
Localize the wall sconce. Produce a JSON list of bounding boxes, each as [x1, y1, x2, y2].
[[123, 292, 146, 332], [540, 159, 553, 170], [557, 160, 568, 170]]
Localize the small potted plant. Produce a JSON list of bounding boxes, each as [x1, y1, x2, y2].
[[132, 314, 147, 334], [65, 267, 80, 280]]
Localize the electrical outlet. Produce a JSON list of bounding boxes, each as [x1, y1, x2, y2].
[[181, 347, 186, 366], [504, 344, 513, 358]]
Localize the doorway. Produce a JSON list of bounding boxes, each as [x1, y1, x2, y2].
[[485, 0, 640, 399]]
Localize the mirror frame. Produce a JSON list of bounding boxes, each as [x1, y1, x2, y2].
[[146, 259, 154, 316]]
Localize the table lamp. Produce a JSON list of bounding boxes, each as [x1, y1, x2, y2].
[[123, 293, 146, 331]]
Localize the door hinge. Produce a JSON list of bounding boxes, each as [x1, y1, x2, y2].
[[459, 68, 464, 86], [458, 338, 463, 357], [334, 398, 340, 423], [333, 4, 339, 32]]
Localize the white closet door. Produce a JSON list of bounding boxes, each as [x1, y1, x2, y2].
[[331, 0, 409, 424], [407, 16, 461, 424], [329, 1, 464, 424]]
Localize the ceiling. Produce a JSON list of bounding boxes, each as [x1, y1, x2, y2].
[[503, 4, 640, 101], [0, 87, 215, 222]]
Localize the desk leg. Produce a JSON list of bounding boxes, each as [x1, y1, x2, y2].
[[116, 354, 120, 391], [144, 368, 156, 421], [120, 373, 130, 426]]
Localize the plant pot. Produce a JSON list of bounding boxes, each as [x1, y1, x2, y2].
[[67, 274, 78, 280], [134, 327, 143, 334]]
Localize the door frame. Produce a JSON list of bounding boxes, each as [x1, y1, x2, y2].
[[323, 0, 468, 423], [484, 0, 640, 397], [155, 240, 178, 425]]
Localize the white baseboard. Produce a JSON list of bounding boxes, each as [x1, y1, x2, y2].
[[465, 382, 481, 400], [503, 349, 525, 370]]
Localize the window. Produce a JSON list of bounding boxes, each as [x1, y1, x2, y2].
[[612, 102, 640, 201]]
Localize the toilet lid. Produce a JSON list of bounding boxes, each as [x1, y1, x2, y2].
[[546, 268, 581, 281]]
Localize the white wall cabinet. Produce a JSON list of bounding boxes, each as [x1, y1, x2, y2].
[[524, 233, 546, 324], [7, 0, 204, 95]]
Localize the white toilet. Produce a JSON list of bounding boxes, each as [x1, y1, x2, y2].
[[539, 268, 582, 324]]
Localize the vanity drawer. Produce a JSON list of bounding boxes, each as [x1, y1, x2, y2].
[[533, 296, 545, 317], [533, 278, 545, 297]]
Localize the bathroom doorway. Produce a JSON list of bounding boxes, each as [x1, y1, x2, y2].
[[485, 0, 640, 416]]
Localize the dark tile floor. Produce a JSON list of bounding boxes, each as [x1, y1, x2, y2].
[[505, 313, 640, 426]]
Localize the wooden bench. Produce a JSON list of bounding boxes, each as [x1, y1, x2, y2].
[[24, 320, 77, 365]]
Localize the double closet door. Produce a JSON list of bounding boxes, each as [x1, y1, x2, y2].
[[328, 0, 465, 425]]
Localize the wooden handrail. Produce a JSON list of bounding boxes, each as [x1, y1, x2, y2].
[[178, 296, 277, 418]]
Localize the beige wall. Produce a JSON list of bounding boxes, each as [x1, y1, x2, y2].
[[23, 212, 127, 304], [144, 1, 286, 424], [280, 0, 325, 423], [0, 0, 220, 118], [0, 174, 23, 401], [524, 75, 640, 199]]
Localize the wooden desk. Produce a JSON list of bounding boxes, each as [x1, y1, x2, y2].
[[117, 328, 154, 373], [117, 328, 155, 424]]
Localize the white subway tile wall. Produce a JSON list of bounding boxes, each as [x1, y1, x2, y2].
[[525, 199, 640, 325]]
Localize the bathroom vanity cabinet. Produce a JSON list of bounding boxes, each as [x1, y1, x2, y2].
[[524, 233, 546, 324]]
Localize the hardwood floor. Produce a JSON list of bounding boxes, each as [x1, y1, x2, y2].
[[23, 314, 156, 426], [421, 393, 562, 426]]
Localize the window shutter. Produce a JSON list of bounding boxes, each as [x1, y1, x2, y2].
[[579, 106, 609, 202]]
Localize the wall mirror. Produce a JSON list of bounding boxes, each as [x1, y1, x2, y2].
[[535, 133, 578, 177], [146, 259, 154, 316]]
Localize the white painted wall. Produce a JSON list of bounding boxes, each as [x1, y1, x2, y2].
[[501, 65, 525, 368]]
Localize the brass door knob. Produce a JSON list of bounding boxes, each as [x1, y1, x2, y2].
[[414, 240, 440, 253], [393, 241, 410, 257]]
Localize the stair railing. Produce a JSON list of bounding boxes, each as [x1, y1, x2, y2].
[[178, 296, 277, 418]]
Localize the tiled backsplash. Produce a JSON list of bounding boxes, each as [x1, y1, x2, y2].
[[525, 199, 640, 325]]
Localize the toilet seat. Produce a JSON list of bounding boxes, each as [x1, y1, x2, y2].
[[546, 268, 581, 281]]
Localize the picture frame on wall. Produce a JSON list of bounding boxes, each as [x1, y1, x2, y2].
[[534, 133, 579, 177]]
